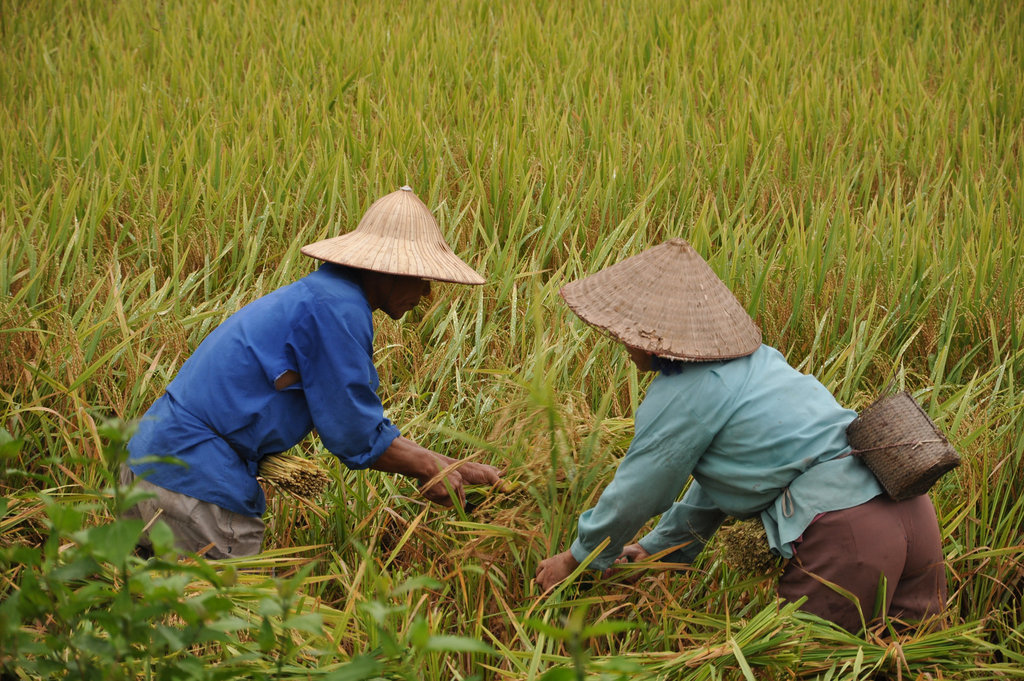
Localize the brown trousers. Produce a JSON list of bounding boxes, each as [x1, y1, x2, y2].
[[777, 494, 947, 632], [120, 466, 265, 559]]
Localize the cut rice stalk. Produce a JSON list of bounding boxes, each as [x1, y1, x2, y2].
[[258, 453, 329, 497]]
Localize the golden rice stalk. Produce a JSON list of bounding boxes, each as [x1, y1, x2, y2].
[[716, 517, 781, 576], [463, 480, 523, 513], [257, 453, 329, 497]]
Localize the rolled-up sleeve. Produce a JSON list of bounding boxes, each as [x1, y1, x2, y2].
[[569, 375, 718, 570], [292, 302, 400, 469]]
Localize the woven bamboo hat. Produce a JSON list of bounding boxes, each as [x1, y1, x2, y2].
[[560, 238, 761, 361], [301, 186, 485, 285]]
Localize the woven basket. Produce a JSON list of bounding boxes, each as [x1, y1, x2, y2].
[[846, 391, 961, 501]]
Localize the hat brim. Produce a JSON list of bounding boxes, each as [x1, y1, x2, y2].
[[301, 231, 485, 285]]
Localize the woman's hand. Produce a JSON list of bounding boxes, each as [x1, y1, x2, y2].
[[535, 550, 580, 592], [602, 543, 652, 580], [618, 543, 651, 563]]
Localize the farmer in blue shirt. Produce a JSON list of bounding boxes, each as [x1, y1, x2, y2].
[[124, 187, 502, 558], [536, 239, 946, 632]]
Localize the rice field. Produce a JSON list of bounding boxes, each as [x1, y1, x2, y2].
[[1, 0, 1022, 678]]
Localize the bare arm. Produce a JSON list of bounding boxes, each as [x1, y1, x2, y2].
[[370, 436, 502, 507]]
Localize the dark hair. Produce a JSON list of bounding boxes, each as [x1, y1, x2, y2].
[[650, 354, 688, 376]]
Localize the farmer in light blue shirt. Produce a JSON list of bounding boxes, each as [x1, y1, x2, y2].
[[124, 187, 502, 558], [536, 239, 946, 632]]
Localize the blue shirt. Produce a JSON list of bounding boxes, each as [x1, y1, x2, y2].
[[127, 264, 401, 517], [569, 345, 882, 570]]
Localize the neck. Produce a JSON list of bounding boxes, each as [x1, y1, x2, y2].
[[356, 270, 389, 312]]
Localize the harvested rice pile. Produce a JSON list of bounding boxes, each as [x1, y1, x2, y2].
[[716, 518, 781, 575]]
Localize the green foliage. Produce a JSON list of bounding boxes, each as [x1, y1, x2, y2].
[[348, 576, 496, 679], [527, 606, 642, 681], [1, 420, 244, 678]]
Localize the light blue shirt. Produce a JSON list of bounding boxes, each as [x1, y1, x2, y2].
[[569, 345, 882, 570], [128, 264, 401, 517]]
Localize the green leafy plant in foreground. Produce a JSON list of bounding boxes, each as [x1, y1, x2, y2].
[[0, 419, 255, 679], [0, 419, 500, 679], [525, 606, 645, 681]]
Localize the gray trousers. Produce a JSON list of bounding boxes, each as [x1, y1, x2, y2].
[[120, 466, 265, 559]]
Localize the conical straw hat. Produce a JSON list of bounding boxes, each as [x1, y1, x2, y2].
[[560, 238, 761, 361], [301, 186, 485, 285]]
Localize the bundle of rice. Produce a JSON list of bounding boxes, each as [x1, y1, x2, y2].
[[716, 518, 780, 575], [257, 453, 330, 497]]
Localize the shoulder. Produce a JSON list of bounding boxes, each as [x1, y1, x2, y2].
[[640, 347, 780, 421], [703, 344, 795, 388], [735, 344, 824, 392], [649, 357, 733, 396], [295, 265, 369, 315], [300, 264, 364, 299], [640, 362, 732, 421], [288, 266, 374, 345]]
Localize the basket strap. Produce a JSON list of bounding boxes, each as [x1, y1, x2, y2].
[[848, 438, 944, 456]]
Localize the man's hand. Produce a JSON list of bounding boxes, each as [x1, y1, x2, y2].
[[434, 454, 503, 487], [417, 466, 466, 507], [602, 543, 651, 580], [535, 550, 580, 592], [421, 453, 504, 507], [371, 436, 503, 508]]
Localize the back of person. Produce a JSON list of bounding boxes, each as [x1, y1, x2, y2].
[[659, 345, 861, 500], [630, 344, 884, 551]]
